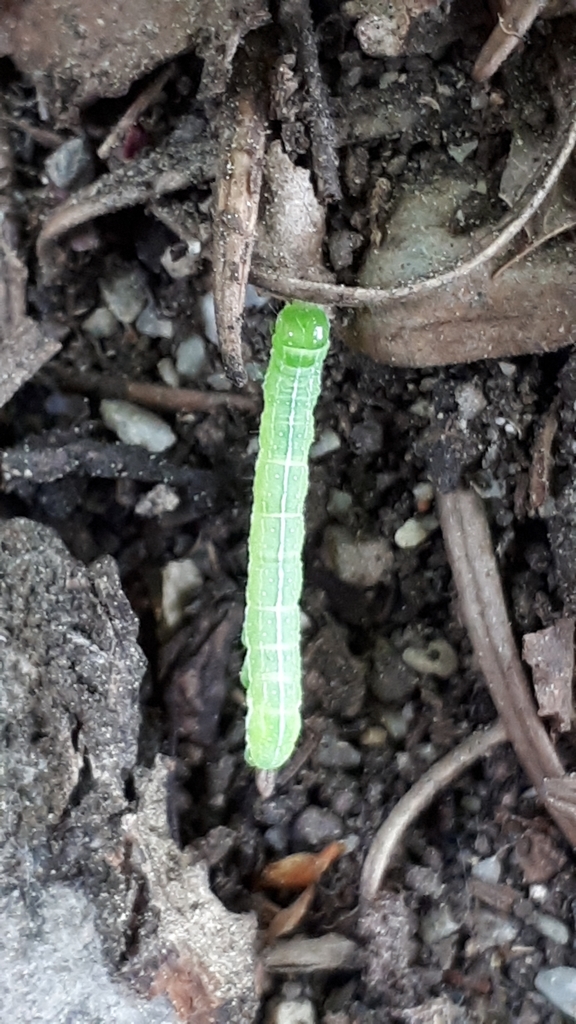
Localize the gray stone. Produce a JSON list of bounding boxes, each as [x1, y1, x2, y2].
[[99, 266, 147, 324], [100, 399, 176, 453], [536, 966, 576, 1020], [293, 806, 344, 848], [45, 135, 94, 189]]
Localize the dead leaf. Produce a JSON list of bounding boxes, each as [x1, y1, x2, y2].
[[346, 177, 576, 367], [523, 618, 574, 733], [266, 884, 316, 943], [258, 841, 347, 891]]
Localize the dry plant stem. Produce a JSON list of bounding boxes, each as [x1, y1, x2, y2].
[[360, 721, 507, 902], [279, 0, 342, 204], [53, 368, 258, 414], [437, 488, 576, 848], [472, 0, 548, 82], [213, 90, 267, 388], [251, 109, 576, 307], [97, 64, 174, 161]]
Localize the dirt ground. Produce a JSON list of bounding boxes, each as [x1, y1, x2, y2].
[[2, 1, 576, 1022]]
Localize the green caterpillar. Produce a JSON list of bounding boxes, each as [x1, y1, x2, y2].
[[242, 302, 330, 770]]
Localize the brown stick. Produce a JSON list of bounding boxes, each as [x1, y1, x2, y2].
[[436, 488, 576, 848], [360, 721, 507, 901], [212, 90, 267, 388], [279, 0, 342, 204], [52, 367, 259, 414], [473, 0, 548, 82]]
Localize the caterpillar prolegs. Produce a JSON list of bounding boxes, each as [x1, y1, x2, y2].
[[241, 303, 330, 770]]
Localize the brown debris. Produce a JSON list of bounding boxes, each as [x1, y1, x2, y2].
[[468, 879, 520, 915], [523, 618, 575, 733], [165, 605, 244, 751], [0, 0, 269, 124], [52, 366, 259, 414], [251, 109, 576, 369], [266, 884, 316, 943], [254, 141, 335, 288], [472, 0, 548, 83], [278, 0, 342, 204], [0, 431, 218, 503], [36, 124, 217, 278], [514, 827, 568, 884], [0, 115, 60, 407], [436, 488, 576, 849], [212, 89, 267, 387], [528, 404, 559, 515], [259, 841, 347, 891], [97, 64, 175, 163]]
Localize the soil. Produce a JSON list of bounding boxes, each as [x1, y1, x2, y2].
[[2, 1, 576, 1022]]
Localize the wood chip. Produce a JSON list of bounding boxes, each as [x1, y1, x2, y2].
[[523, 618, 575, 733]]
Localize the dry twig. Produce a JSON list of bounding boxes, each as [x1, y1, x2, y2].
[[213, 89, 267, 388], [97, 64, 174, 162], [279, 0, 342, 204], [360, 722, 507, 901], [472, 0, 548, 82], [437, 488, 576, 848], [52, 367, 258, 414]]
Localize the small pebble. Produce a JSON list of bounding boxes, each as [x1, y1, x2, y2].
[[200, 292, 218, 345], [135, 484, 180, 518], [206, 372, 232, 392], [321, 525, 393, 587], [420, 904, 461, 945], [82, 306, 118, 339], [471, 855, 501, 884], [359, 726, 388, 748], [529, 884, 548, 904], [532, 912, 570, 945], [394, 516, 436, 548], [245, 361, 264, 382], [326, 489, 353, 520], [498, 361, 517, 378], [316, 735, 361, 770], [156, 357, 180, 388], [536, 967, 576, 1020], [45, 135, 94, 189], [412, 480, 434, 513], [380, 708, 410, 742], [161, 239, 202, 279], [370, 638, 419, 705], [161, 558, 203, 629], [135, 303, 173, 339], [402, 638, 458, 679], [268, 998, 316, 1024], [245, 283, 270, 309], [99, 266, 147, 324], [455, 382, 487, 422], [310, 429, 341, 460], [464, 911, 519, 957], [100, 399, 176, 453], [447, 139, 478, 164], [176, 334, 207, 378], [293, 806, 344, 848]]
